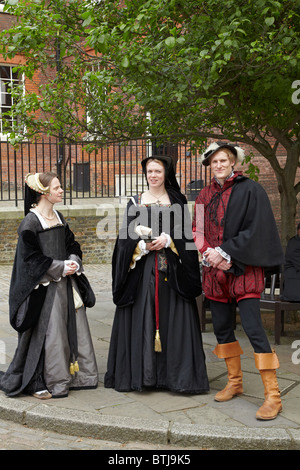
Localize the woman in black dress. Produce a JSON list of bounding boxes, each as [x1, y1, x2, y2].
[[104, 155, 209, 394], [0, 172, 98, 399]]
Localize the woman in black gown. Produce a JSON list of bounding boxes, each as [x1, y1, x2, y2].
[[0, 172, 98, 399], [104, 155, 209, 394]]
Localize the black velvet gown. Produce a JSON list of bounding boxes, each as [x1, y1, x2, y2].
[[0, 210, 98, 398], [104, 191, 209, 394]]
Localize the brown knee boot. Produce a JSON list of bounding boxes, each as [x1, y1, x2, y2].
[[213, 341, 244, 402], [254, 350, 282, 420]]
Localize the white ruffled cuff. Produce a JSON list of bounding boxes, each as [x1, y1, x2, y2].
[[215, 246, 231, 263], [202, 247, 231, 267], [161, 232, 171, 248], [63, 260, 80, 277]]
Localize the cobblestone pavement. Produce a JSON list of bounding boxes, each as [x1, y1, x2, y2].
[[0, 265, 205, 451], [1, 264, 300, 451]]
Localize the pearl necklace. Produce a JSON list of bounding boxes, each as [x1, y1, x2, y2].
[[37, 209, 56, 220]]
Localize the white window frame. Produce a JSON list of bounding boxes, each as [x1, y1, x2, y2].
[[0, 64, 24, 139], [1, 0, 18, 13], [84, 63, 107, 141]]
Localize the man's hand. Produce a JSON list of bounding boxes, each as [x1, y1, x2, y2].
[[217, 259, 232, 271], [205, 248, 232, 270]]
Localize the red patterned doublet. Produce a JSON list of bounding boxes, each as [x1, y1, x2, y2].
[[193, 173, 264, 302]]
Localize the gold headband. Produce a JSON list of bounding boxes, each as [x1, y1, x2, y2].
[[25, 173, 50, 194]]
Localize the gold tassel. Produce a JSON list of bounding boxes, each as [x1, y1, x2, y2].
[[70, 362, 75, 375], [155, 330, 162, 352], [74, 361, 79, 372]]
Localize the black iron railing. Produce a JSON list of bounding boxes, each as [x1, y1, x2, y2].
[[0, 138, 210, 206]]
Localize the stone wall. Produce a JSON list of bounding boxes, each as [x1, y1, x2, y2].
[[0, 203, 126, 265], [0, 201, 199, 265], [1, 181, 299, 266]]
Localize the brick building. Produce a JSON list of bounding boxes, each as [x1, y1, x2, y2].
[[0, 4, 299, 235]]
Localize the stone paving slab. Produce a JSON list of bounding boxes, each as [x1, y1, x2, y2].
[[0, 264, 300, 449]]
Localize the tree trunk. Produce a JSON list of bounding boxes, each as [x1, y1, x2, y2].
[[279, 187, 298, 248], [277, 147, 299, 248]]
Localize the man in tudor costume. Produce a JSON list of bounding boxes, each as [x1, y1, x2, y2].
[[193, 141, 284, 420]]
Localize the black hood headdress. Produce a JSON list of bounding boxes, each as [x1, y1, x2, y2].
[[24, 173, 50, 216], [141, 155, 181, 192]]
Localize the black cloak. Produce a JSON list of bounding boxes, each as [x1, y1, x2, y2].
[[105, 154, 209, 394], [0, 211, 97, 397], [8, 211, 82, 332], [282, 234, 300, 301], [112, 187, 201, 307], [219, 175, 284, 275]]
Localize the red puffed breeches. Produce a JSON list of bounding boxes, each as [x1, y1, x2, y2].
[[203, 265, 265, 303]]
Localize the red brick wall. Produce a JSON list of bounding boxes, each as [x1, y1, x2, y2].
[[0, 12, 298, 231], [235, 143, 300, 232], [0, 10, 15, 29], [1, 139, 299, 230]]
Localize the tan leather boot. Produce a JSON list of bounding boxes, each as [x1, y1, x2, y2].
[[213, 341, 244, 402], [254, 350, 282, 420]]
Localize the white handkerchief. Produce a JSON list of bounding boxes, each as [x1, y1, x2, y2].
[[134, 225, 152, 238]]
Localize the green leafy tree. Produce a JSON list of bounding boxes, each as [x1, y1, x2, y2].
[[1, 0, 300, 242]]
